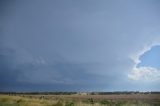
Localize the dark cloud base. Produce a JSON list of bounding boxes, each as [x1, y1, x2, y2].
[[1, 0, 160, 91]]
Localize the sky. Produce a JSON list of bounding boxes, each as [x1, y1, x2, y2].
[[0, 0, 160, 92], [138, 45, 160, 68]]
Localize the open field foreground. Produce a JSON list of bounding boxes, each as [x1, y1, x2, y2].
[[0, 94, 160, 106]]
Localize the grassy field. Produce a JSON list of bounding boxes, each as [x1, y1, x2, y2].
[[0, 94, 160, 106]]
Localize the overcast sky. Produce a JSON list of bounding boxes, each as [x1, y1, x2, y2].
[[0, 0, 160, 91]]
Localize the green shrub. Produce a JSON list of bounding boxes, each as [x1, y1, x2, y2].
[[16, 99, 24, 103], [115, 101, 126, 106], [83, 98, 94, 104], [65, 101, 75, 106], [99, 100, 110, 105]]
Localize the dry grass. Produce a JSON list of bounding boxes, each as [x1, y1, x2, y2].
[[0, 94, 160, 106]]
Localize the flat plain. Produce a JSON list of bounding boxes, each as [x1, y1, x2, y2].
[[0, 93, 160, 106]]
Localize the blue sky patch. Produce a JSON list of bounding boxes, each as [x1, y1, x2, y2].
[[138, 45, 160, 69]]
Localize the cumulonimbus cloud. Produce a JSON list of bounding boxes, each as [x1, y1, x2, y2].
[[128, 42, 160, 82], [128, 66, 160, 81]]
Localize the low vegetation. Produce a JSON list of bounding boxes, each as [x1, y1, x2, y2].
[[0, 93, 160, 106]]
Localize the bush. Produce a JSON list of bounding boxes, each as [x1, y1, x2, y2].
[[99, 100, 110, 105], [65, 101, 75, 106], [83, 98, 94, 104]]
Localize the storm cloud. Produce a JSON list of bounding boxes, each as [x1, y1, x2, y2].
[[0, 0, 160, 91]]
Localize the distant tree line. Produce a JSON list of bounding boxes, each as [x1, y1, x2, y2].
[[90, 91, 160, 95], [0, 92, 77, 95], [0, 91, 160, 95]]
